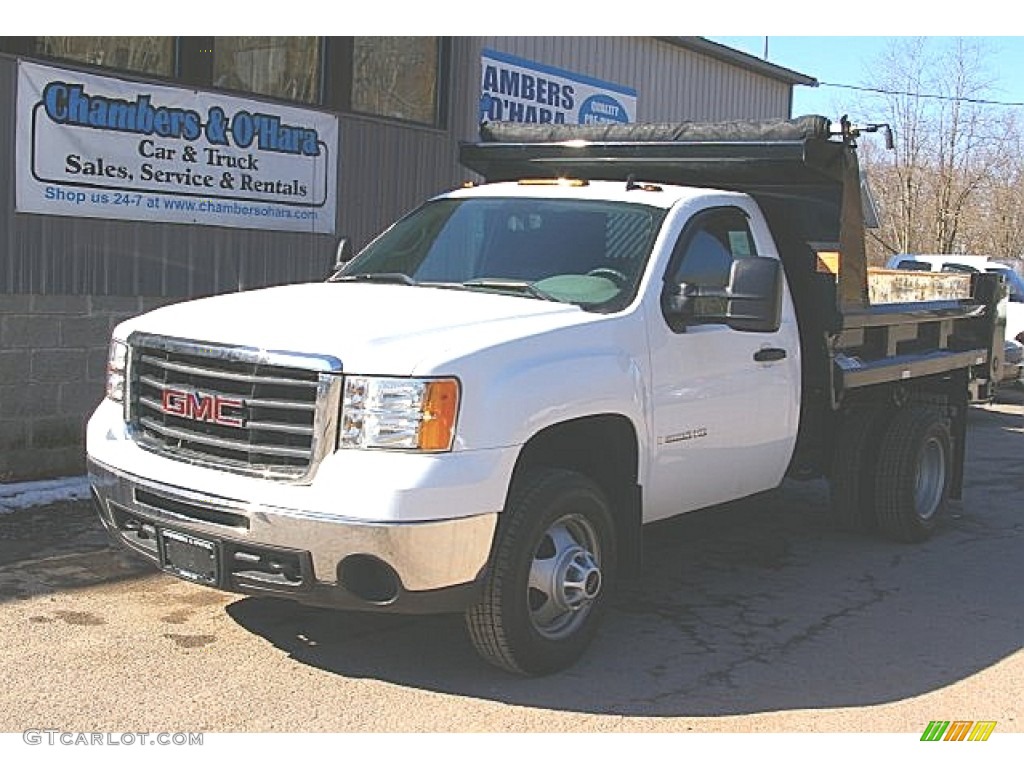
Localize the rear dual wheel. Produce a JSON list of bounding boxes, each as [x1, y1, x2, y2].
[[829, 402, 953, 543], [829, 404, 889, 533], [874, 405, 953, 543]]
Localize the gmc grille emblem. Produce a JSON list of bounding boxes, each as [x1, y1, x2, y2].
[[161, 389, 245, 428]]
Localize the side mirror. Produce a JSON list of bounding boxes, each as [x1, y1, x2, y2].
[[330, 237, 354, 276], [663, 256, 782, 333], [725, 256, 783, 333], [662, 282, 699, 321]]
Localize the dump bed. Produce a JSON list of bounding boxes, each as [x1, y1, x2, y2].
[[460, 116, 1006, 406], [867, 269, 973, 304]]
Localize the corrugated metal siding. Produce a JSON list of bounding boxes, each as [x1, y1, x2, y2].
[[460, 36, 792, 136], [0, 56, 16, 295], [335, 117, 463, 248], [1, 39, 798, 298], [5, 209, 336, 297]]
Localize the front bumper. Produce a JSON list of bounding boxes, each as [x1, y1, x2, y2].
[[88, 459, 497, 613]]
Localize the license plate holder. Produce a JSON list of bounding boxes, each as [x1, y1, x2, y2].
[[160, 529, 219, 586]]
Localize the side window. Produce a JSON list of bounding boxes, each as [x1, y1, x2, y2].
[[668, 209, 756, 287], [661, 208, 757, 332]]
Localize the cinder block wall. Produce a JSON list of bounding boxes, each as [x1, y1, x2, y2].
[[0, 294, 173, 482]]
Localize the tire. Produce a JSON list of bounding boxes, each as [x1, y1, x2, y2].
[[874, 405, 953, 543], [466, 468, 616, 676], [829, 404, 889, 533]]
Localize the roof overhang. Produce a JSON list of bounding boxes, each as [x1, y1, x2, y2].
[[660, 37, 818, 87]]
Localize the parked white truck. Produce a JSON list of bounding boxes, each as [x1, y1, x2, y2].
[[87, 116, 1005, 675]]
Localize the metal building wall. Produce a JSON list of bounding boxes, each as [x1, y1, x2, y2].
[[336, 36, 801, 244], [333, 115, 464, 250], [0, 40, 798, 299], [453, 36, 793, 141], [0, 54, 468, 299], [0, 57, 16, 291], [0, 56, 334, 298]]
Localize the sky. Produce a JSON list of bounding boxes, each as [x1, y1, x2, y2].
[[706, 36, 1024, 121]]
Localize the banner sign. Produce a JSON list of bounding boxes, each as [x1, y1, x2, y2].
[[480, 49, 637, 126], [15, 61, 338, 234]]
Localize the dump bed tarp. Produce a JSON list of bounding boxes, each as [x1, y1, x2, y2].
[[464, 115, 847, 190], [478, 114, 831, 145]]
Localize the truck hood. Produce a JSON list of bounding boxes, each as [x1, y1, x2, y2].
[[116, 282, 597, 375]]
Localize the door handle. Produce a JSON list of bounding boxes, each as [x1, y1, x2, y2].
[[754, 347, 787, 363]]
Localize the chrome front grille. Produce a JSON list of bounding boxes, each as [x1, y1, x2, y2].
[[126, 333, 342, 482]]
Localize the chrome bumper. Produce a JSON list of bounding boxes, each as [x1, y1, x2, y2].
[[88, 459, 497, 613]]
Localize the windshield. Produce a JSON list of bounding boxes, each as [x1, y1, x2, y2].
[[333, 197, 667, 311], [987, 267, 1024, 301]]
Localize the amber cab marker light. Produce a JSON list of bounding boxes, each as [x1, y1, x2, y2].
[[517, 178, 588, 187]]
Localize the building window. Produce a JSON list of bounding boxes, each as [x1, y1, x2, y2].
[[213, 37, 321, 104], [35, 37, 175, 77], [352, 37, 439, 125]]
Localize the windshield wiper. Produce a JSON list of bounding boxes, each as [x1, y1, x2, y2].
[[461, 279, 559, 302], [332, 272, 417, 286]]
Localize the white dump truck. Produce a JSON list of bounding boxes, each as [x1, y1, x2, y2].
[[87, 116, 1005, 675]]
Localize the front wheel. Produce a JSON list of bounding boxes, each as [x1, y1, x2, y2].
[[466, 468, 616, 676]]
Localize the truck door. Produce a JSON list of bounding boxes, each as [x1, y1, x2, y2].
[[645, 205, 801, 522]]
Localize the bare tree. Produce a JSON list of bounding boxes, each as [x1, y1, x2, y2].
[[864, 37, 932, 258], [929, 39, 1002, 254], [855, 37, 1019, 265], [970, 121, 1024, 260]]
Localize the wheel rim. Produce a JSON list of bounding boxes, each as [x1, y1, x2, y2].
[[914, 436, 946, 520], [527, 513, 603, 640]]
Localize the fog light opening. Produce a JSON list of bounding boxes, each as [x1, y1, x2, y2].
[[339, 555, 400, 605]]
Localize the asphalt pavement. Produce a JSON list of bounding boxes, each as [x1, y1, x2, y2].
[[0, 395, 1021, 733]]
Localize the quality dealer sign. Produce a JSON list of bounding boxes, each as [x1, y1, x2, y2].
[[15, 61, 338, 234], [480, 49, 637, 125]]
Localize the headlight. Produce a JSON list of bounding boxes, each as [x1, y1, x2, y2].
[[105, 339, 128, 403], [340, 376, 459, 451]]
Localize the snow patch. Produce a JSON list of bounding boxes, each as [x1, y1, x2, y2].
[[0, 476, 92, 514]]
